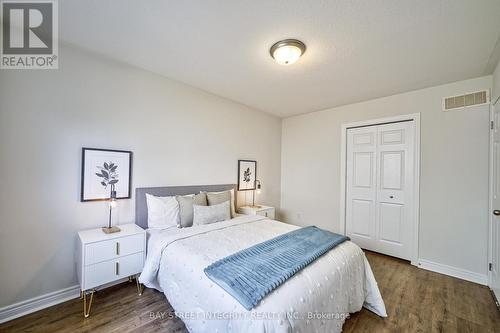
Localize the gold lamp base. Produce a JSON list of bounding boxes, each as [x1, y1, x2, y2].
[[249, 204, 262, 208], [102, 226, 121, 234]]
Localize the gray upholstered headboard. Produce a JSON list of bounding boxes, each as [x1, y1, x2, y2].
[[135, 184, 237, 229]]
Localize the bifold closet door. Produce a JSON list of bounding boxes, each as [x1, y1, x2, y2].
[[489, 101, 500, 301], [346, 121, 415, 260], [345, 126, 378, 252]]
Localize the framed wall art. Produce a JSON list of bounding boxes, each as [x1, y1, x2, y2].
[[237, 160, 257, 191], [81, 148, 132, 201]]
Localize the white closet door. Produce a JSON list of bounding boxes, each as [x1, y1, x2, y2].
[[375, 122, 414, 259], [490, 102, 500, 301], [345, 126, 378, 251], [346, 121, 415, 260]]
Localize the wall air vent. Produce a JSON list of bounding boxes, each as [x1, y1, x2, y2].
[[442, 90, 489, 111]]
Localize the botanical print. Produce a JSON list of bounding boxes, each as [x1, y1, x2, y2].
[[243, 167, 251, 183], [238, 160, 257, 191], [81, 148, 132, 201], [96, 162, 119, 190]]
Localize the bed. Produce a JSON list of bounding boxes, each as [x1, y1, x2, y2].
[[137, 184, 386, 333]]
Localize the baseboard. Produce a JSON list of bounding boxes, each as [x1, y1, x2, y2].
[[418, 259, 488, 285], [0, 277, 131, 324], [0, 285, 80, 324]]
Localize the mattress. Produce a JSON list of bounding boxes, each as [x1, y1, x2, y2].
[[140, 215, 386, 333]]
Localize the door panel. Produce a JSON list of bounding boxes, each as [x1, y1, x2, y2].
[[353, 152, 373, 187], [380, 151, 404, 190], [376, 122, 413, 260], [378, 202, 403, 244], [346, 120, 414, 260], [353, 132, 374, 145], [351, 199, 373, 238], [380, 129, 405, 145], [346, 126, 377, 248]]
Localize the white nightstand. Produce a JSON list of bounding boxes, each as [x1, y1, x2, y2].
[[238, 205, 275, 220], [77, 223, 146, 317]]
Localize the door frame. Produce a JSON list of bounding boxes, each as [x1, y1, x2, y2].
[[488, 95, 500, 289], [339, 113, 421, 265]]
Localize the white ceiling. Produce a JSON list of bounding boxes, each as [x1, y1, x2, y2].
[[60, 0, 500, 117]]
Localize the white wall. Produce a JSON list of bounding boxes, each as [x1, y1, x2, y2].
[[281, 76, 491, 276], [494, 59, 500, 101], [0, 45, 282, 307]]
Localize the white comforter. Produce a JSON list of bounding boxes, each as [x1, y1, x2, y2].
[[140, 215, 386, 333]]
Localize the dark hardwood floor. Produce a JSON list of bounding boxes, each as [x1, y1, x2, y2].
[[1, 251, 499, 333]]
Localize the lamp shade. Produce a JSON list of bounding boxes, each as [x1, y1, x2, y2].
[[256, 180, 262, 194]]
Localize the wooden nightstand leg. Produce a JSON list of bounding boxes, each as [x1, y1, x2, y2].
[[83, 289, 95, 318], [135, 275, 143, 296]]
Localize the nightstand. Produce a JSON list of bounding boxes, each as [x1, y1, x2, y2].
[[77, 223, 146, 317], [238, 205, 275, 220]]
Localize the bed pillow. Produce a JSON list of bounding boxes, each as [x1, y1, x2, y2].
[[146, 194, 180, 229], [205, 189, 236, 217], [176, 193, 208, 228], [193, 200, 231, 225]]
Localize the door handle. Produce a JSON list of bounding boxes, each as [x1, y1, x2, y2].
[[389, 195, 394, 199], [494, 210, 500, 216]]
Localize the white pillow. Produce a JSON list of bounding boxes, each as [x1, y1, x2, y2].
[[146, 194, 180, 229], [193, 200, 231, 225], [203, 189, 236, 217]]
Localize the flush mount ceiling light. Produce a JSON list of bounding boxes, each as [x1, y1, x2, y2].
[[270, 39, 306, 65]]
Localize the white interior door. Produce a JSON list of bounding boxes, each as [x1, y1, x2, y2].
[[346, 121, 415, 260], [490, 101, 500, 300], [345, 126, 378, 251]]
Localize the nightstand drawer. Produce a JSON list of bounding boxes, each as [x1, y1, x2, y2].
[[85, 234, 144, 265], [84, 252, 144, 290], [257, 208, 275, 219]]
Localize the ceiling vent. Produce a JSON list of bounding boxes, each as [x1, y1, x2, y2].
[[442, 90, 489, 111]]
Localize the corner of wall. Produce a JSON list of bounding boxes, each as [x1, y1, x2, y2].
[[493, 59, 500, 102]]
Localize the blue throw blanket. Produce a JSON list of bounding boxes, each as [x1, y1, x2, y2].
[[204, 226, 349, 310]]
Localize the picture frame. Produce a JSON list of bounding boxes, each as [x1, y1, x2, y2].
[[81, 148, 132, 202], [237, 160, 257, 191]]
